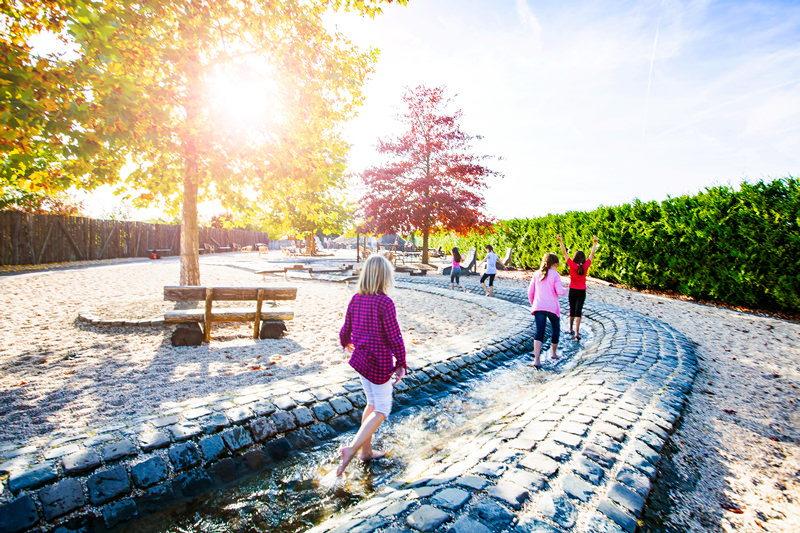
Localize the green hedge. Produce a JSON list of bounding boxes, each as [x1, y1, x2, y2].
[[431, 177, 800, 313]]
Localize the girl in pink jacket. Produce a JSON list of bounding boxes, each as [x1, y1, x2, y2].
[[528, 252, 568, 368]]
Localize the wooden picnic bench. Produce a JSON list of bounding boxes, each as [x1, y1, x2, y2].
[[164, 286, 297, 345]]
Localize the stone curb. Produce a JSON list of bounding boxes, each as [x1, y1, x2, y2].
[[310, 276, 698, 533], [0, 283, 534, 533]]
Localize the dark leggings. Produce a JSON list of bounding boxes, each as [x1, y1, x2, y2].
[[450, 267, 461, 285], [533, 311, 560, 345], [480, 273, 495, 286], [569, 288, 586, 317]]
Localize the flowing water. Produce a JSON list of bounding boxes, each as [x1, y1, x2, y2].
[[126, 328, 592, 533]]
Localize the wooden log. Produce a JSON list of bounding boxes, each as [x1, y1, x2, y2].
[[171, 323, 204, 347], [260, 320, 287, 339], [163, 286, 297, 302], [164, 308, 294, 323]]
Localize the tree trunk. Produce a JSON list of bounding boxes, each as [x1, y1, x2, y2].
[[422, 226, 430, 264], [305, 233, 316, 255], [180, 56, 201, 286]]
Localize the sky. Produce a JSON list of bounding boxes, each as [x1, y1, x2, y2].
[[331, 0, 800, 218]]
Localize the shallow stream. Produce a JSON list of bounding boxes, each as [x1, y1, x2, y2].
[[126, 327, 592, 533]]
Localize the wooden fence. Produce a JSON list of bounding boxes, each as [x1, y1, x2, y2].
[[0, 212, 270, 266]]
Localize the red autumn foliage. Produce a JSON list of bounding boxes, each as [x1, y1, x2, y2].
[[359, 85, 501, 263]]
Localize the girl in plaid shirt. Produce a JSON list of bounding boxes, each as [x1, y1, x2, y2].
[[337, 254, 407, 476]]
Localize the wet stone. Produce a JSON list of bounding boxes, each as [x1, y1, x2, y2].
[[39, 478, 86, 520], [379, 499, 415, 516], [448, 516, 492, 533], [412, 486, 440, 499], [87, 466, 130, 505], [198, 435, 227, 462], [221, 426, 253, 451], [597, 498, 637, 532], [520, 454, 559, 477], [252, 399, 277, 416], [62, 448, 102, 475], [293, 406, 315, 426], [264, 438, 292, 462], [102, 498, 137, 529], [138, 430, 171, 452], [470, 499, 514, 529], [455, 475, 488, 490], [350, 516, 390, 533], [248, 417, 278, 442], [307, 423, 337, 442], [513, 517, 562, 533], [573, 457, 605, 485], [488, 481, 528, 510], [173, 468, 213, 499], [225, 406, 255, 424], [348, 392, 368, 408], [407, 505, 451, 532], [538, 493, 577, 529], [562, 474, 595, 502], [131, 456, 169, 488], [198, 412, 229, 433], [8, 462, 57, 492], [312, 402, 336, 421], [0, 495, 39, 532], [168, 442, 202, 471], [473, 461, 507, 478], [100, 439, 137, 462], [330, 397, 355, 414], [135, 482, 174, 515], [271, 411, 297, 433], [286, 428, 317, 449], [432, 488, 471, 510], [607, 482, 646, 516]]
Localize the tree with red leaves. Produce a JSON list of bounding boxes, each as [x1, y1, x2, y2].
[[360, 85, 501, 264]]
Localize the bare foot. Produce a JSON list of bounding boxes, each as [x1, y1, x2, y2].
[[550, 354, 560, 360], [360, 450, 386, 461], [337, 446, 356, 476]]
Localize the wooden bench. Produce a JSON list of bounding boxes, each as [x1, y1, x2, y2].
[[164, 286, 297, 345]]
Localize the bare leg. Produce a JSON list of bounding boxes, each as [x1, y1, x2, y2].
[[450, 282, 454, 290], [488, 285, 494, 297], [337, 411, 386, 476], [533, 340, 542, 367], [569, 316, 575, 335], [481, 282, 488, 295], [551, 343, 559, 360], [575, 317, 582, 338]]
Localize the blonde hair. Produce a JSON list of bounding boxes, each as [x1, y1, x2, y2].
[[357, 254, 394, 295]]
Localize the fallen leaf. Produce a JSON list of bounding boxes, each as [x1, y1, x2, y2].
[[721, 503, 744, 514], [723, 409, 737, 415], [268, 361, 277, 365], [225, 355, 232, 359], [18, 381, 26, 386], [250, 366, 261, 370]]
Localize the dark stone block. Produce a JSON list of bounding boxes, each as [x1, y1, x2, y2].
[[348, 392, 367, 408], [214, 458, 239, 484], [225, 406, 255, 424], [406, 505, 451, 532], [470, 499, 514, 528], [102, 498, 137, 528], [221, 426, 254, 451], [135, 483, 175, 515], [171, 323, 203, 346], [198, 412, 230, 433], [598, 499, 637, 532], [87, 465, 131, 505], [198, 435, 227, 462], [573, 457, 605, 485], [307, 423, 337, 442], [489, 481, 529, 510], [264, 438, 292, 462], [168, 423, 203, 442], [0, 495, 39, 533], [62, 448, 102, 475], [561, 474, 595, 502], [583, 444, 617, 469], [168, 442, 202, 471], [270, 411, 297, 433], [273, 396, 296, 411], [616, 467, 651, 497], [252, 399, 277, 416], [330, 397, 355, 414], [312, 402, 336, 421], [293, 406, 315, 426], [100, 439, 137, 462], [39, 478, 86, 520], [248, 417, 278, 442], [138, 430, 171, 452], [8, 462, 57, 492], [448, 516, 492, 533], [173, 468, 213, 499], [244, 450, 268, 471], [513, 517, 562, 532], [131, 456, 169, 488], [51, 514, 101, 533], [537, 494, 577, 529], [607, 482, 646, 516], [285, 428, 317, 450]]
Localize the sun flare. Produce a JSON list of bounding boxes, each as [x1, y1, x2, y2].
[[207, 67, 280, 131]]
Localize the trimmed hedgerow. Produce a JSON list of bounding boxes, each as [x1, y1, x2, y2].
[[431, 177, 800, 313]]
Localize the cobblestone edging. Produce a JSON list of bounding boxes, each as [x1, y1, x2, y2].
[[311, 278, 698, 533], [0, 284, 534, 533]]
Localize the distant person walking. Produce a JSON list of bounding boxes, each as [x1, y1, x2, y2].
[[557, 234, 599, 340], [480, 244, 500, 297], [450, 247, 467, 292], [528, 252, 568, 368], [337, 254, 407, 476]]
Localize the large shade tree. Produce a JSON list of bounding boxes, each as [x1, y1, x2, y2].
[[2, 0, 403, 284], [360, 85, 500, 264]]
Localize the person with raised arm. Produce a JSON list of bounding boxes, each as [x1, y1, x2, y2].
[[557, 234, 599, 340]]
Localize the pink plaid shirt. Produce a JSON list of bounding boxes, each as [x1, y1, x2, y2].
[[340, 293, 407, 384]]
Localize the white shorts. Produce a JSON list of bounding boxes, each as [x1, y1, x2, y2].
[[359, 375, 393, 417]]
